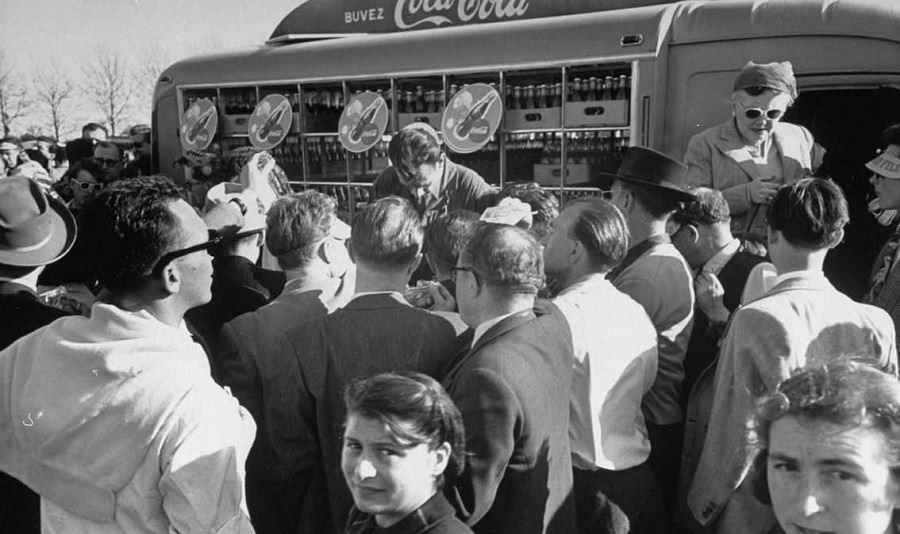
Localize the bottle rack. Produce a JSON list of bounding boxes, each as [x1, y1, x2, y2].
[[179, 62, 634, 216]]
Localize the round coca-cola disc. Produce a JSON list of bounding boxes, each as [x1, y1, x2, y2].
[[180, 98, 218, 152], [339, 91, 389, 153], [441, 83, 502, 154], [249, 94, 293, 150]]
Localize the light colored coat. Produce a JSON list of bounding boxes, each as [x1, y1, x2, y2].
[[0, 303, 256, 534], [684, 119, 825, 239], [686, 272, 897, 533]]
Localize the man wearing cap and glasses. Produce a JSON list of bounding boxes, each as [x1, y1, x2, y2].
[[0, 177, 77, 534], [374, 122, 496, 224], [684, 60, 826, 247], [185, 182, 286, 363], [0, 176, 255, 533]]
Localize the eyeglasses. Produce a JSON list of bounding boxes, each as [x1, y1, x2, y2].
[[72, 179, 103, 192], [737, 102, 785, 121], [151, 231, 221, 275], [94, 157, 119, 167], [450, 265, 480, 286]]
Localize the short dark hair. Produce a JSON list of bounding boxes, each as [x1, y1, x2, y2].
[[93, 141, 120, 157], [498, 182, 560, 229], [425, 210, 480, 275], [78, 175, 183, 293], [618, 180, 681, 219], [388, 125, 443, 177], [749, 361, 900, 504], [82, 123, 108, 137], [766, 178, 848, 249], [672, 187, 731, 226], [351, 196, 423, 267], [345, 371, 466, 480], [461, 222, 544, 294], [568, 198, 629, 274], [266, 191, 338, 270]]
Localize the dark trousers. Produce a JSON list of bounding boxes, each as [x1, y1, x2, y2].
[[0, 472, 40, 534], [574, 462, 669, 534], [647, 422, 684, 518]]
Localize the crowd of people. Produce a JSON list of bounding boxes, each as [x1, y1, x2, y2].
[[1, 59, 900, 534]]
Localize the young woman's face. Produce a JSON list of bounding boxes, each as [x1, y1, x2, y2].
[[71, 170, 103, 208], [341, 413, 448, 527], [767, 415, 900, 534]]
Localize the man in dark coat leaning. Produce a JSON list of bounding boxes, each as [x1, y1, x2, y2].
[[0, 177, 77, 534], [442, 222, 577, 534]]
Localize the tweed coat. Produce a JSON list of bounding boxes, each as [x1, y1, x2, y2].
[[684, 119, 825, 240], [686, 272, 897, 533]]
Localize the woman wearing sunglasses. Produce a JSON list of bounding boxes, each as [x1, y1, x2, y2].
[[684, 61, 826, 249], [56, 158, 106, 213]]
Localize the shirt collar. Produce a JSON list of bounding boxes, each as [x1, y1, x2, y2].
[[471, 310, 521, 348], [700, 238, 741, 276], [348, 291, 410, 306], [773, 269, 826, 287]]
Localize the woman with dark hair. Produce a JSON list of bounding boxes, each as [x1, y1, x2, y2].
[[55, 158, 105, 212], [752, 362, 900, 534], [342, 372, 472, 534]]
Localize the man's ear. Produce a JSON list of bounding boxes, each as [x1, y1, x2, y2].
[[407, 252, 422, 276], [828, 227, 845, 249], [687, 224, 701, 244], [159, 262, 180, 296]]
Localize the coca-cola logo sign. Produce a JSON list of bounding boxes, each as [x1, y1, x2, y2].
[[394, 0, 530, 29]]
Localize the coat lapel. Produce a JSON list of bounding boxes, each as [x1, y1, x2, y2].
[[714, 119, 759, 182]]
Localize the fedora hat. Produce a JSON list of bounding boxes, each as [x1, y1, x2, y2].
[[604, 146, 695, 204], [0, 177, 77, 267]]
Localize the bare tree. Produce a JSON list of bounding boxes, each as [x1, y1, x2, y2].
[[0, 50, 31, 136], [32, 62, 75, 141], [82, 47, 137, 136]]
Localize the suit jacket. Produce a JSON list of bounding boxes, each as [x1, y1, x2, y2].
[[687, 272, 897, 532], [0, 283, 69, 534], [675, 249, 764, 531], [866, 232, 900, 349], [263, 293, 463, 534], [684, 119, 825, 239], [613, 237, 694, 426], [218, 274, 354, 534], [443, 301, 577, 534], [186, 255, 285, 367]]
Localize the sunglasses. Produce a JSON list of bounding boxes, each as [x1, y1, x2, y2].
[[72, 179, 103, 192], [94, 157, 119, 167], [151, 231, 221, 275], [737, 103, 785, 121]]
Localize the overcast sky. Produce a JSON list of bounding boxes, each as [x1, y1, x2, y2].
[[0, 0, 300, 137]]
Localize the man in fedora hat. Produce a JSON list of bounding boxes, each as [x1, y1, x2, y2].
[[0, 176, 255, 532], [607, 146, 696, 517], [0, 176, 77, 534]]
